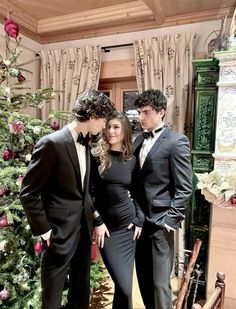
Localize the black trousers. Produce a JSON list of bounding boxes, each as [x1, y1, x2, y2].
[[135, 227, 174, 309], [41, 216, 91, 309], [100, 227, 136, 309]]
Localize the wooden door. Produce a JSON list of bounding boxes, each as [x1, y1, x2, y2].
[[99, 80, 141, 134], [99, 80, 138, 111]]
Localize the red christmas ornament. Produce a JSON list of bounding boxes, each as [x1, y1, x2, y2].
[[9, 120, 24, 133], [34, 241, 43, 253], [2, 148, 13, 160], [50, 121, 60, 131], [91, 241, 97, 260], [230, 195, 236, 206], [0, 214, 8, 228], [11, 120, 24, 133], [17, 73, 26, 82], [4, 19, 19, 39], [0, 288, 9, 300]]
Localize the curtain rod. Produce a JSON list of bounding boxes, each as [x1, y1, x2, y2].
[[102, 43, 133, 52], [35, 43, 133, 56]]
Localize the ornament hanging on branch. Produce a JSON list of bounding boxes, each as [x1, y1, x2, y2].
[[33, 241, 43, 253], [50, 121, 60, 131], [4, 19, 19, 39], [0, 214, 9, 228], [17, 73, 26, 82], [2, 148, 13, 161], [9, 120, 24, 133], [0, 288, 9, 301]]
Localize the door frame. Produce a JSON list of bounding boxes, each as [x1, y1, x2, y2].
[[99, 80, 138, 111]]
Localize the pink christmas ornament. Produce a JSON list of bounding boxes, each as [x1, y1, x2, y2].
[[34, 241, 43, 253], [4, 19, 19, 39], [0, 288, 9, 300], [0, 214, 8, 228]]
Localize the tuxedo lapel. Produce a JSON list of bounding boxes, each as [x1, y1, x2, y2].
[[63, 126, 83, 193], [83, 147, 91, 194], [141, 129, 168, 171], [133, 135, 144, 170]]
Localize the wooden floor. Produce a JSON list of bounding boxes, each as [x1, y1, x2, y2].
[[89, 265, 144, 308], [90, 264, 182, 309]]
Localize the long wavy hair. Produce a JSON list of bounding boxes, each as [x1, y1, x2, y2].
[[91, 111, 133, 173]]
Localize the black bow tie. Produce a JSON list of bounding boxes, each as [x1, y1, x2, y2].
[[143, 131, 154, 139], [77, 132, 90, 146], [143, 126, 165, 139]]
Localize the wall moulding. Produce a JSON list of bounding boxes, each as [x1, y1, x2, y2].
[[217, 81, 236, 87]]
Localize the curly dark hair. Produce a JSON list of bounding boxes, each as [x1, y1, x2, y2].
[[72, 89, 115, 121], [134, 89, 167, 113]]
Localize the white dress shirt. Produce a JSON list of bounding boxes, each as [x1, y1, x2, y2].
[[68, 124, 86, 190], [139, 125, 175, 232], [139, 126, 166, 168]]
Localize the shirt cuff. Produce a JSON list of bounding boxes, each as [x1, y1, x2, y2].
[[41, 229, 52, 240], [93, 210, 100, 219], [94, 215, 103, 226], [164, 224, 175, 232]]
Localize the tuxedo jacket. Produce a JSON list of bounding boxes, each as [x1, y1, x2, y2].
[[20, 125, 95, 255], [132, 127, 192, 230]]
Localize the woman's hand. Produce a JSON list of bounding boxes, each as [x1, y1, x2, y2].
[[94, 223, 110, 248], [127, 223, 142, 241]]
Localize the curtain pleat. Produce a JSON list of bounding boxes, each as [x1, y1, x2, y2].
[[39, 45, 102, 121], [134, 33, 198, 138]]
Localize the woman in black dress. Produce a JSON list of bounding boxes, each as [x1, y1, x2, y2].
[[91, 112, 144, 309]]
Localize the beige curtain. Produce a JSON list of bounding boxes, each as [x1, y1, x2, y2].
[[134, 33, 198, 138], [39, 45, 102, 120], [134, 33, 198, 278]]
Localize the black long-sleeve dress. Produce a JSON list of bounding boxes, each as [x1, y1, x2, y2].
[[93, 150, 144, 309]]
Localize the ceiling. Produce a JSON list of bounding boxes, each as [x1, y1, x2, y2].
[[0, 0, 235, 44]]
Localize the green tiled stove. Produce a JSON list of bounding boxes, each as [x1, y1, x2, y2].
[[185, 58, 219, 299]]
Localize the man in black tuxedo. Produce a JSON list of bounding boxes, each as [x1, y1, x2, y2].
[[132, 89, 192, 309], [20, 89, 115, 309]]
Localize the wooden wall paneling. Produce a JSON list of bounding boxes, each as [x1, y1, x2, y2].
[[100, 59, 136, 81]]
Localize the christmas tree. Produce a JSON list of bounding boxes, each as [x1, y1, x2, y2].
[[0, 19, 67, 308]]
